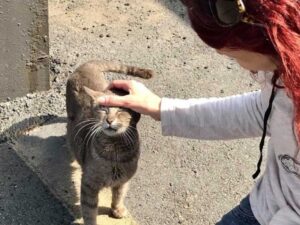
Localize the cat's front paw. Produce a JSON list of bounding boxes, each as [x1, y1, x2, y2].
[[111, 206, 128, 219]]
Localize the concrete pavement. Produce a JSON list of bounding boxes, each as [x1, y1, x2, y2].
[[0, 143, 73, 225], [12, 117, 137, 225], [0, 0, 261, 224]]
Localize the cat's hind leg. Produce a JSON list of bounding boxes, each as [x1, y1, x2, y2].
[[81, 179, 101, 225], [111, 182, 129, 218]]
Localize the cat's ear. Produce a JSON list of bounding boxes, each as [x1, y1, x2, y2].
[[131, 111, 141, 124], [83, 86, 101, 101]]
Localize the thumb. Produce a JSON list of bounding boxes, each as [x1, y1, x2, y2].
[[97, 95, 129, 107]]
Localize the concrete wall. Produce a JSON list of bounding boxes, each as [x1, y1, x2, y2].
[[0, 0, 49, 102]]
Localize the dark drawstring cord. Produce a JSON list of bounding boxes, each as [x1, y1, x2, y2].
[[252, 84, 277, 179]]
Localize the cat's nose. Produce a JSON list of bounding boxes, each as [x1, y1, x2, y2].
[[106, 117, 114, 124]]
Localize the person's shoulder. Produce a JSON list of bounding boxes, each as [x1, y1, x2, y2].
[[251, 71, 274, 85]]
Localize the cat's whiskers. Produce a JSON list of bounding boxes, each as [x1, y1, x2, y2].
[[73, 121, 98, 143], [122, 131, 135, 149], [83, 123, 100, 147], [75, 118, 96, 127], [126, 128, 137, 141], [88, 124, 103, 147], [86, 125, 99, 148], [83, 122, 96, 143], [120, 133, 131, 148], [127, 126, 138, 138], [74, 118, 98, 128], [127, 125, 137, 131]]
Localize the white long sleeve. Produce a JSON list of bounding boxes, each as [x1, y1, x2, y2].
[[161, 90, 270, 140]]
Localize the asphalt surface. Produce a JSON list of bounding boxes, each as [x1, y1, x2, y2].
[[0, 143, 73, 225], [12, 118, 137, 225], [0, 0, 262, 225]]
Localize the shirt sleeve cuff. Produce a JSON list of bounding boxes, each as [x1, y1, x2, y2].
[[160, 97, 176, 136]]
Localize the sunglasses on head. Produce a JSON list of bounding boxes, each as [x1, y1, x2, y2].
[[209, 0, 263, 27]]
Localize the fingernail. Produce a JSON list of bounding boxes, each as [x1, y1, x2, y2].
[[98, 96, 106, 104]]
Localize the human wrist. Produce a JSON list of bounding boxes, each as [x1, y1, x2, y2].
[[148, 95, 161, 121]]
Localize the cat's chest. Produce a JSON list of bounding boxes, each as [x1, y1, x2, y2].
[[91, 143, 138, 162], [102, 143, 119, 152], [89, 146, 138, 184]]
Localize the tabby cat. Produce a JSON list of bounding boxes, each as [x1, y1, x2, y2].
[[66, 60, 153, 225]]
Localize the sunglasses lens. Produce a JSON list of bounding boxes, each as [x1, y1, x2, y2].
[[215, 0, 241, 25]]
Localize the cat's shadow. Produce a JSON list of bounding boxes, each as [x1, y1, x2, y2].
[[73, 204, 112, 217], [71, 206, 114, 225], [1, 115, 114, 224], [98, 206, 112, 216]]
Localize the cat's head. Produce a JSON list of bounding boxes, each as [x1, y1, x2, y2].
[[82, 86, 140, 137]]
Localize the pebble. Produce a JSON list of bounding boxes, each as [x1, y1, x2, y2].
[[192, 169, 197, 175], [52, 58, 61, 65], [52, 76, 58, 83], [53, 67, 60, 74], [26, 93, 35, 99]]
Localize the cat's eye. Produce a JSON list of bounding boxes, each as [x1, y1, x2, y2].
[[96, 105, 108, 113], [117, 107, 128, 112]]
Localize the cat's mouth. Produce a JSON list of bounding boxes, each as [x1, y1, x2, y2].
[[103, 125, 122, 136], [106, 126, 117, 132]]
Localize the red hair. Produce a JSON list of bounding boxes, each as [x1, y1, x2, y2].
[[183, 0, 300, 143]]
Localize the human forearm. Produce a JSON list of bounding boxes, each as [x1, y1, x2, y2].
[[161, 91, 265, 140]]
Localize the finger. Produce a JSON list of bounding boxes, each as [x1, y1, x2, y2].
[[97, 95, 130, 107], [106, 80, 133, 91]]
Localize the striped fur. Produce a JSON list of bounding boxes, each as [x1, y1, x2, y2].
[[66, 60, 152, 225]]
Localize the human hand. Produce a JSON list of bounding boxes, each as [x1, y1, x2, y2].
[[97, 80, 162, 121]]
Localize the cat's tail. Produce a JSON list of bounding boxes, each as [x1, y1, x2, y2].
[[87, 60, 154, 79]]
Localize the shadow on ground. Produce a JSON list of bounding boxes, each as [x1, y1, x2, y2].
[[158, 0, 189, 23], [1, 115, 137, 225], [0, 115, 74, 225]]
